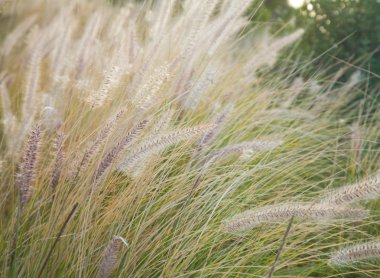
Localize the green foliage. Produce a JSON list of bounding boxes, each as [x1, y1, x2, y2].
[[252, 0, 380, 89], [297, 0, 380, 76]]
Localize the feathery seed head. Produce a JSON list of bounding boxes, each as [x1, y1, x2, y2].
[[132, 64, 170, 110], [223, 203, 368, 233], [86, 65, 123, 107], [71, 109, 126, 179], [329, 241, 380, 265], [17, 125, 42, 210], [198, 104, 233, 149], [91, 119, 149, 186], [201, 139, 283, 167], [118, 124, 215, 172], [99, 236, 123, 278], [319, 175, 380, 205]]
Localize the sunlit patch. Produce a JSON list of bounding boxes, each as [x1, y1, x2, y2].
[[287, 0, 305, 9]]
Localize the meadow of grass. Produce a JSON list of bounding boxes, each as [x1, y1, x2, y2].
[[0, 0, 379, 277]]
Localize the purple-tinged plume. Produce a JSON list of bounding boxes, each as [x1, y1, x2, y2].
[[75, 110, 125, 178], [99, 236, 127, 278], [91, 119, 149, 186], [17, 125, 42, 210]]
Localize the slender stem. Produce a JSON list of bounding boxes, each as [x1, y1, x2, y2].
[[162, 174, 203, 268], [38, 202, 79, 277], [9, 207, 20, 278], [267, 215, 294, 278]]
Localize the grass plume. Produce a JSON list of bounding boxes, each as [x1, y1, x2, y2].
[[223, 203, 368, 233], [319, 174, 380, 205], [98, 236, 125, 278], [16, 125, 41, 211], [329, 241, 380, 265]]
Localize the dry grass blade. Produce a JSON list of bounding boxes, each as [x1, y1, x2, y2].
[[50, 131, 65, 189], [38, 202, 79, 277]]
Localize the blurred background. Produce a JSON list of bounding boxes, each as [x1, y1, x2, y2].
[[248, 0, 380, 94]]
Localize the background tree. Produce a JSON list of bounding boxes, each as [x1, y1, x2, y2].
[[251, 0, 380, 91]]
